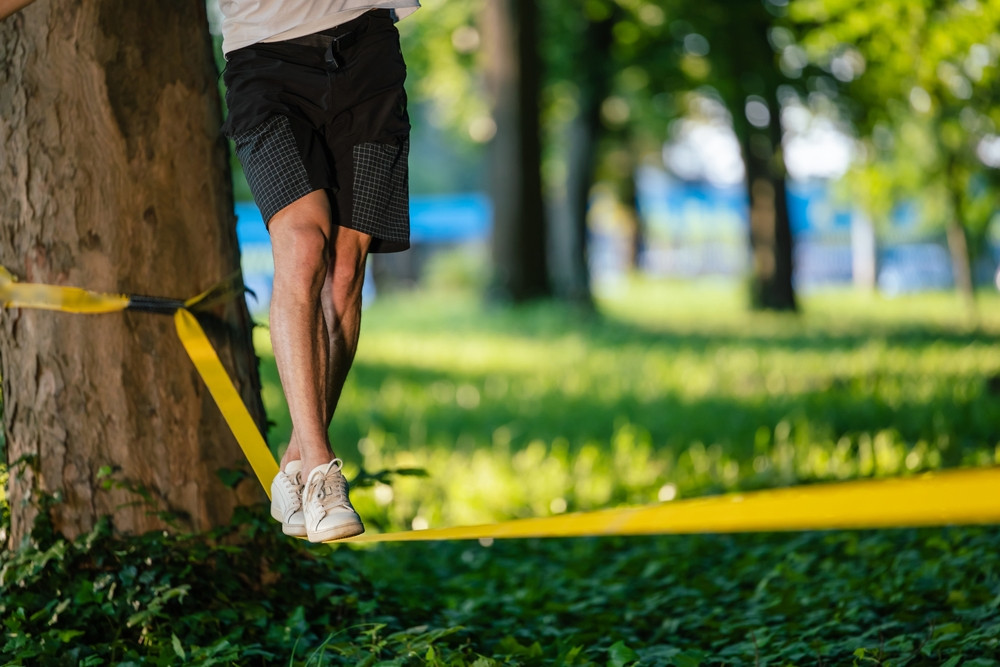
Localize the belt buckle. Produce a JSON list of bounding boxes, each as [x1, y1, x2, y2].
[[324, 42, 343, 70], [324, 31, 356, 70]]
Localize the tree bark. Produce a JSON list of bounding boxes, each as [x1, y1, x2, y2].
[[738, 91, 796, 312], [550, 13, 616, 308], [944, 160, 976, 315], [0, 0, 266, 547], [850, 211, 878, 290], [483, 0, 551, 301]]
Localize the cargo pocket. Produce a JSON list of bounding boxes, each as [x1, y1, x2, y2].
[[350, 138, 409, 246]]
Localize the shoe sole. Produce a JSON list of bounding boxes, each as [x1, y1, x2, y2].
[[282, 523, 307, 538], [308, 521, 365, 543], [271, 508, 307, 538]]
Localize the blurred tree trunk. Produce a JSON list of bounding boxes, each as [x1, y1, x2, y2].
[[944, 158, 976, 313], [726, 18, 796, 312], [549, 14, 616, 308], [850, 211, 878, 290], [0, 0, 266, 547], [483, 0, 551, 301], [621, 154, 644, 273]]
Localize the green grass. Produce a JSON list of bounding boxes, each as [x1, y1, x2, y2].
[[258, 281, 1000, 533], [4, 279, 1000, 665]]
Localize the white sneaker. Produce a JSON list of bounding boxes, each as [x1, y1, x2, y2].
[[270, 460, 306, 537], [303, 459, 365, 543]]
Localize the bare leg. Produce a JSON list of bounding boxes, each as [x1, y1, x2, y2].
[[273, 193, 372, 479], [321, 224, 371, 425], [268, 190, 335, 479]]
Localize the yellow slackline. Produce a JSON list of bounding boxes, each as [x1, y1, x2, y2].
[[0, 266, 129, 313], [174, 308, 279, 497], [2, 266, 1000, 545], [342, 466, 1000, 543]]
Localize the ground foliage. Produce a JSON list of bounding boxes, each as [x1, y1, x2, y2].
[[1, 513, 998, 665], [3, 282, 1000, 665]]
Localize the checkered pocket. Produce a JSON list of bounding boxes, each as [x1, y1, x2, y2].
[[233, 115, 313, 224], [351, 139, 409, 245]]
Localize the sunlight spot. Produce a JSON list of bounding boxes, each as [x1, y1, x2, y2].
[[451, 25, 480, 53], [909, 86, 932, 114], [905, 451, 921, 471], [977, 134, 1000, 168], [683, 33, 710, 57], [478, 537, 494, 547], [374, 483, 394, 506], [550, 497, 567, 514], [492, 426, 512, 448], [358, 437, 375, 456], [456, 383, 481, 409], [468, 116, 497, 143], [601, 96, 631, 125], [745, 96, 770, 129], [638, 4, 664, 27], [658, 483, 678, 502], [412, 516, 429, 531]]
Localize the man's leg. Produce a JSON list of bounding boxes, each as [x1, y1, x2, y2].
[[273, 191, 372, 478], [269, 189, 336, 479], [269, 189, 370, 541], [321, 223, 372, 426]]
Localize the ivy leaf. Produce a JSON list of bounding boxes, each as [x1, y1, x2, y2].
[[172, 633, 186, 661], [673, 651, 704, 667], [608, 640, 639, 667]]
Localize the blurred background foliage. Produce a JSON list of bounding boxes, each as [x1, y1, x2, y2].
[[378, 0, 1000, 310]]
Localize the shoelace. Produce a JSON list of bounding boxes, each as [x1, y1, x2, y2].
[[277, 469, 303, 511], [308, 460, 350, 513]]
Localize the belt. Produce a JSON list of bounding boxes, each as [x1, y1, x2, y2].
[[283, 9, 391, 70]]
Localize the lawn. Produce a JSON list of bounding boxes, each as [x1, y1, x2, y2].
[[3, 280, 1000, 665], [260, 281, 1000, 532]]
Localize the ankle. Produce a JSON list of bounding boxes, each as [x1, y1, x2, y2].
[[301, 454, 337, 479]]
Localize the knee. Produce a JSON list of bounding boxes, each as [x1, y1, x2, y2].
[[270, 217, 330, 296]]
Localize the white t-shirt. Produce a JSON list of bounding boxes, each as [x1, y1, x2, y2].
[[220, 0, 420, 55]]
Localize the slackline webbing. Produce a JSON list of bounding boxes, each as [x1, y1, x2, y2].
[[2, 267, 1000, 545]]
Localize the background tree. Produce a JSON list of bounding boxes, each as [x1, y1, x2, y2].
[[482, 0, 552, 302], [792, 0, 1000, 308], [542, 0, 801, 311], [0, 0, 265, 547], [540, 1, 620, 307], [672, 0, 798, 311]]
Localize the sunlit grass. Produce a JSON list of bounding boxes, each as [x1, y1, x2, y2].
[[255, 280, 1000, 533]]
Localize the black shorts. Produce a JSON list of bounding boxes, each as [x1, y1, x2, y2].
[[222, 9, 410, 253]]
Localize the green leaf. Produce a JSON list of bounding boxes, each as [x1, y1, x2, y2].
[[673, 651, 704, 667], [172, 633, 186, 661], [939, 657, 961, 667], [57, 629, 84, 642], [608, 640, 639, 667]]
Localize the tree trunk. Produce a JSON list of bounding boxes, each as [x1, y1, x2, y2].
[[850, 210, 878, 290], [0, 0, 266, 547], [621, 155, 644, 273], [550, 113, 595, 306], [944, 160, 976, 315], [740, 89, 796, 312], [483, 0, 551, 301], [550, 13, 616, 308]]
